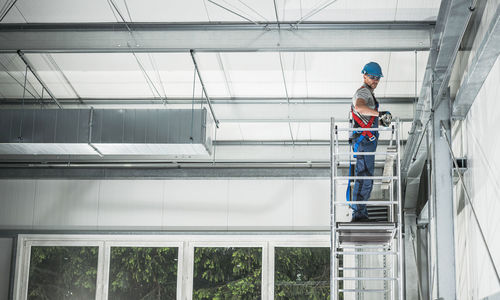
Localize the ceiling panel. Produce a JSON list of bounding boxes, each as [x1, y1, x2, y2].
[[32, 53, 153, 98], [0, 54, 44, 99], [221, 52, 286, 98], [134, 53, 195, 98], [115, 0, 209, 22], [2, 0, 441, 24], [238, 122, 292, 140], [275, 0, 440, 22], [14, 0, 116, 23], [0, 51, 430, 100], [196, 53, 231, 98], [0, 0, 25, 23], [204, 0, 276, 22], [395, 0, 441, 21], [276, 0, 398, 22]]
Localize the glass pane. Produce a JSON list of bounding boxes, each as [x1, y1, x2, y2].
[[275, 247, 330, 299], [28, 246, 98, 299], [108, 247, 178, 300], [193, 247, 262, 299]]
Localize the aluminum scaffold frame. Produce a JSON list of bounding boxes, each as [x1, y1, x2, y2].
[[330, 118, 405, 300]]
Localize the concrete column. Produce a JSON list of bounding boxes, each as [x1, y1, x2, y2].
[[431, 93, 457, 299]]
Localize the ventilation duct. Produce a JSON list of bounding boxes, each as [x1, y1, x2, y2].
[[0, 109, 212, 156]]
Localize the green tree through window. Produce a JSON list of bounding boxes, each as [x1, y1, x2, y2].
[[193, 247, 262, 299], [28, 246, 98, 300], [108, 247, 178, 300], [275, 247, 330, 299]]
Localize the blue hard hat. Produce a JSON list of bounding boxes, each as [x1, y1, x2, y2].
[[362, 62, 383, 77]]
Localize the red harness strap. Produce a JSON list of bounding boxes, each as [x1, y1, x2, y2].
[[352, 86, 379, 138], [351, 108, 377, 138]]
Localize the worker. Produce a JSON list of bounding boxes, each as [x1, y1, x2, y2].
[[348, 62, 392, 222]]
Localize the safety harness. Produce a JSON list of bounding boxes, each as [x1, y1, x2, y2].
[[346, 86, 379, 214], [351, 85, 379, 143]]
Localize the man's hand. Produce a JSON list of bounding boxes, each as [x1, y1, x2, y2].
[[379, 111, 392, 127]]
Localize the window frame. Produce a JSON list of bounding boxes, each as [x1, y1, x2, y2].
[[14, 233, 329, 300]]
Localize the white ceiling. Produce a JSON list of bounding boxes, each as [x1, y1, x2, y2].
[[0, 0, 438, 148], [0, 0, 441, 23], [0, 51, 429, 99]]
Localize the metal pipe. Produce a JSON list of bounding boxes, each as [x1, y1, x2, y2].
[[190, 50, 220, 128], [16, 50, 62, 109], [426, 130, 433, 300], [330, 118, 337, 300], [87, 108, 104, 157], [397, 120, 406, 300]]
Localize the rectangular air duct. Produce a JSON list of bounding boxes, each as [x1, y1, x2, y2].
[[0, 109, 212, 156]]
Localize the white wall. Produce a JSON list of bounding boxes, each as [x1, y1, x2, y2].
[[453, 54, 500, 299], [0, 178, 341, 231]]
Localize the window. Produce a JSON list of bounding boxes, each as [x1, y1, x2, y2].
[[274, 247, 330, 299], [28, 246, 98, 299], [108, 247, 178, 299], [193, 247, 262, 299], [16, 235, 330, 299]]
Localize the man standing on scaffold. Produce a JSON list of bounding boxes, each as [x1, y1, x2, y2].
[[348, 62, 392, 222]]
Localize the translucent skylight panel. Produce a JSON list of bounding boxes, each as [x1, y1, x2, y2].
[[384, 81, 423, 98], [222, 53, 286, 97], [113, 0, 209, 22], [280, 53, 309, 98], [15, 0, 117, 23], [395, 0, 441, 21], [385, 52, 429, 82], [196, 53, 231, 98], [215, 123, 244, 140], [204, 0, 276, 22], [45, 53, 153, 98], [0, 0, 26, 23], [276, 0, 440, 22], [0, 54, 44, 99], [238, 122, 293, 140], [134, 53, 195, 98], [303, 52, 390, 97], [276, 0, 398, 22], [23, 54, 79, 99], [289, 122, 331, 140]]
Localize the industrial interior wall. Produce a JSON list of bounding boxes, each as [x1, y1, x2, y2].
[[0, 238, 13, 300], [0, 179, 347, 231], [452, 55, 500, 299], [450, 0, 500, 298]]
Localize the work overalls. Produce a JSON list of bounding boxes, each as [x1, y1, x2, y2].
[[348, 92, 379, 220]]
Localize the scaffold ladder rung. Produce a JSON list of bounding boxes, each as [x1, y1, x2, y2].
[[334, 201, 397, 205], [335, 277, 398, 281], [339, 289, 387, 293]]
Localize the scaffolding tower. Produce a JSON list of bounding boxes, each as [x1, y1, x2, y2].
[[330, 118, 405, 300]]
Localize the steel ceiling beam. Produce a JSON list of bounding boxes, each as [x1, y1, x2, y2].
[[0, 97, 416, 105], [402, 0, 473, 176], [0, 166, 331, 179], [0, 22, 433, 53], [452, 4, 500, 119]]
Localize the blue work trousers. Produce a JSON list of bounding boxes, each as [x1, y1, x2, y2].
[[351, 136, 377, 218]]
